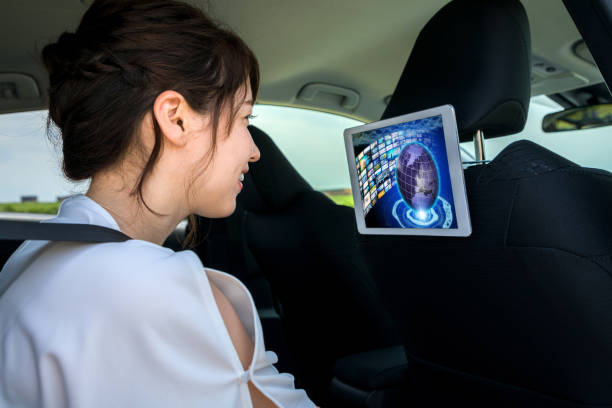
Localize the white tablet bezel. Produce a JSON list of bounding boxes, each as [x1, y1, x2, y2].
[[344, 104, 472, 237]]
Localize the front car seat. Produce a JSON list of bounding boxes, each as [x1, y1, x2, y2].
[[360, 0, 612, 406], [194, 126, 400, 406]]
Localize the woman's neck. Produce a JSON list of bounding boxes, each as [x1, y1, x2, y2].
[[86, 173, 185, 246]]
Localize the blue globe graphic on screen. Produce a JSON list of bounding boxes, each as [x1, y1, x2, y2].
[[396, 143, 439, 211]]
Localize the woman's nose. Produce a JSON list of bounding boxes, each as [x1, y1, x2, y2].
[[249, 140, 260, 162]]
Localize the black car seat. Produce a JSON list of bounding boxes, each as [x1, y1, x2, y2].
[[358, 0, 612, 406], [193, 126, 400, 406], [0, 240, 23, 270]]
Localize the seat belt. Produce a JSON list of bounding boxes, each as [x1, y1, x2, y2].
[[0, 220, 131, 242]]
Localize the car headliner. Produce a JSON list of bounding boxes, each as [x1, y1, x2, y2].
[[0, 0, 604, 121]]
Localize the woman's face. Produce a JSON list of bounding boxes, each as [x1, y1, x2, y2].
[[185, 84, 260, 218]]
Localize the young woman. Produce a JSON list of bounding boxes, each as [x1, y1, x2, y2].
[[0, 1, 316, 407]]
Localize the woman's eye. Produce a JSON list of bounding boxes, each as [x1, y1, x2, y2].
[[246, 114, 256, 121]]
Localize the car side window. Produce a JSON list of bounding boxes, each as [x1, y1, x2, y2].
[[9, 101, 591, 216], [1, 106, 362, 214], [0, 110, 87, 216], [0, 106, 362, 213]]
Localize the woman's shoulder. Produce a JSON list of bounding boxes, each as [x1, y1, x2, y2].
[[39, 194, 207, 283], [50, 240, 206, 297], [2, 239, 210, 325]]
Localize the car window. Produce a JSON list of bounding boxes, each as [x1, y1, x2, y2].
[[250, 104, 479, 207], [460, 95, 612, 172], [5, 98, 605, 216], [249, 104, 363, 206], [0, 110, 87, 216], [0, 106, 363, 214]]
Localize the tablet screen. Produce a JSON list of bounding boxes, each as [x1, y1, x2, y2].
[[345, 105, 471, 236]]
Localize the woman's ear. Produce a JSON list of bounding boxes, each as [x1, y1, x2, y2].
[[153, 90, 188, 147]]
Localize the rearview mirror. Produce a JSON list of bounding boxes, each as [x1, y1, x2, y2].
[[542, 104, 612, 132]]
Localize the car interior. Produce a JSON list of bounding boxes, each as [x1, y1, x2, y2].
[[2, 0, 612, 407]]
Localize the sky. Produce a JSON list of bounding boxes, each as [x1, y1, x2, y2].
[[1, 98, 610, 203]]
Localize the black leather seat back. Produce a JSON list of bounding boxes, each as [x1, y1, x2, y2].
[[364, 141, 612, 405], [361, 0, 612, 405], [0, 240, 23, 270]]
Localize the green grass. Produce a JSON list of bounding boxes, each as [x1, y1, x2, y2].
[[1, 195, 354, 214], [324, 193, 354, 207], [0, 202, 60, 214]]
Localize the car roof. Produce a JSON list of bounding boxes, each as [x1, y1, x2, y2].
[[0, 0, 604, 121]]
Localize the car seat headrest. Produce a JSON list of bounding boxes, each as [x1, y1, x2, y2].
[[382, 0, 531, 142], [240, 126, 312, 211]]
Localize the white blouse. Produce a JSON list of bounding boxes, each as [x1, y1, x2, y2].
[[0, 195, 314, 408]]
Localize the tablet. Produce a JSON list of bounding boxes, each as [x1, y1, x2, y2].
[[344, 105, 471, 236]]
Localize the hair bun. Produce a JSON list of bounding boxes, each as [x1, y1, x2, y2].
[[42, 32, 82, 81]]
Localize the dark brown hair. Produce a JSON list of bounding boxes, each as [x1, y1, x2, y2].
[[42, 0, 259, 246]]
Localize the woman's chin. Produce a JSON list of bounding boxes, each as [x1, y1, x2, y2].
[[195, 201, 237, 219]]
